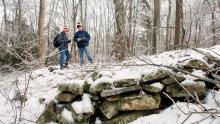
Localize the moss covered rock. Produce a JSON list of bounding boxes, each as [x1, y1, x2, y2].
[[161, 73, 185, 85], [118, 94, 161, 111], [142, 83, 164, 93], [113, 79, 138, 88], [37, 100, 58, 124], [58, 83, 83, 95], [166, 81, 206, 98], [55, 92, 77, 103], [99, 100, 119, 119], [89, 82, 112, 95], [182, 59, 209, 71], [142, 69, 170, 83]]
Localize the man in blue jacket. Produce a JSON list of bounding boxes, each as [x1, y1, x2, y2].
[[57, 27, 71, 69], [74, 23, 93, 65]]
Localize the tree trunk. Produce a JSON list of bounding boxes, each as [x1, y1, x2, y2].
[[165, 0, 171, 51], [211, 0, 216, 46], [113, 0, 126, 61], [128, 0, 133, 52], [152, 0, 160, 54], [16, 0, 22, 37], [174, 0, 183, 47], [38, 0, 46, 64], [71, 0, 78, 63]]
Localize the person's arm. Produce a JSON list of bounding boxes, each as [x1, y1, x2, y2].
[[84, 31, 90, 42], [58, 33, 67, 44], [74, 32, 80, 42]]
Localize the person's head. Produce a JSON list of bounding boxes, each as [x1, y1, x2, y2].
[[63, 26, 69, 34], [76, 22, 83, 31]]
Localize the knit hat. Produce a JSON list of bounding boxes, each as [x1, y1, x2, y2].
[[63, 26, 69, 32], [76, 22, 82, 28]]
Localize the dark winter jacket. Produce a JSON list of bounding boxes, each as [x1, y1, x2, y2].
[[73, 30, 91, 48], [57, 31, 69, 49]]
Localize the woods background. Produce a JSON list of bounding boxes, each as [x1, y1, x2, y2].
[[0, 0, 220, 69]]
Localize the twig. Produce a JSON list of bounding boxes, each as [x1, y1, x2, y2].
[[163, 92, 187, 115]]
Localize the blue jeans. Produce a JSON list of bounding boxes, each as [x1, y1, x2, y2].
[[59, 48, 70, 66], [78, 47, 93, 65]]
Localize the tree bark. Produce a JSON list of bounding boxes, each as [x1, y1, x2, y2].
[[174, 0, 183, 47], [38, 0, 46, 64], [152, 0, 160, 54], [113, 0, 126, 61], [165, 0, 171, 51]]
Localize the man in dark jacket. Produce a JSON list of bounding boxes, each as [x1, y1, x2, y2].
[[74, 23, 93, 65], [58, 27, 71, 69]]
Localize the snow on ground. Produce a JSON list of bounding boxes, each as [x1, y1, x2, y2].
[[0, 46, 220, 123]]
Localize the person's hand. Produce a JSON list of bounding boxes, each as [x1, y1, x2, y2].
[[78, 38, 85, 42]]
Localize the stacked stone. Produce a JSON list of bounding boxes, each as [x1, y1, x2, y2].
[[37, 59, 209, 124]]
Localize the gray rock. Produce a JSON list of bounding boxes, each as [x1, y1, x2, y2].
[[101, 85, 141, 97], [100, 100, 119, 119], [118, 94, 161, 111]]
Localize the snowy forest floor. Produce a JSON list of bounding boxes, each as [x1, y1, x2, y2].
[[0, 46, 220, 124]]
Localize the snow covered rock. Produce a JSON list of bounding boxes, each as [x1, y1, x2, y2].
[[142, 82, 164, 93], [141, 69, 170, 83], [89, 82, 112, 95], [58, 83, 84, 95], [161, 73, 185, 85], [104, 111, 150, 124], [118, 94, 161, 111], [166, 81, 206, 98], [99, 100, 119, 119], [181, 59, 209, 72], [113, 79, 138, 88], [71, 94, 94, 121]]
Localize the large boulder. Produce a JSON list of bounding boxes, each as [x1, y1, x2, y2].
[[37, 101, 58, 124], [141, 69, 170, 83], [161, 73, 185, 85], [118, 94, 161, 111], [58, 83, 84, 95], [99, 100, 119, 119], [113, 79, 138, 88], [166, 81, 206, 98]]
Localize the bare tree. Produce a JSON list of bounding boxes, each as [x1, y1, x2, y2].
[[165, 0, 172, 51], [152, 0, 160, 54], [38, 0, 46, 64], [174, 0, 183, 47], [113, 0, 126, 61]]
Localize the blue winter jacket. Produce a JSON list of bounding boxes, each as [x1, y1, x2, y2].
[[57, 31, 69, 49], [73, 30, 91, 48]]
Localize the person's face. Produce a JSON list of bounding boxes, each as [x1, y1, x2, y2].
[[77, 26, 83, 31]]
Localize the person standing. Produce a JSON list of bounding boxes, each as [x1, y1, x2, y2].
[[57, 27, 71, 69], [74, 23, 93, 65]]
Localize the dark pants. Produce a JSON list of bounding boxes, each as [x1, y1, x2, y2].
[[59, 48, 70, 66], [78, 47, 93, 65]]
